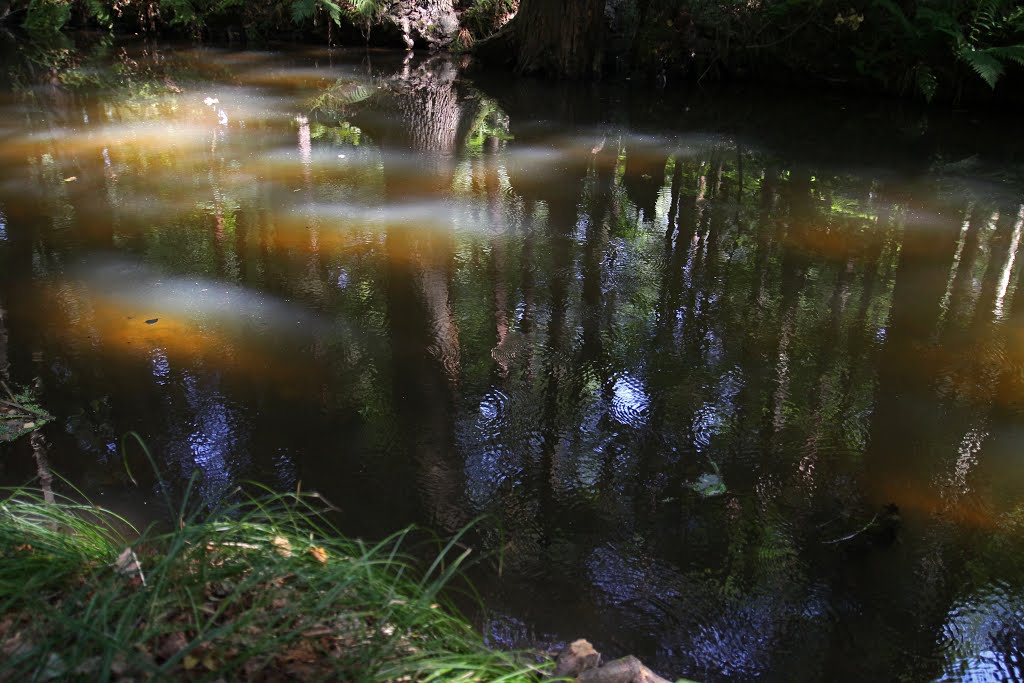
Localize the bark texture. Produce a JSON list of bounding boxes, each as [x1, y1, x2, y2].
[[474, 0, 606, 78], [389, 0, 459, 50]]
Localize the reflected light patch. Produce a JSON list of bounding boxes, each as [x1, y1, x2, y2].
[[232, 68, 360, 91], [39, 283, 325, 395], [2, 122, 216, 164], [871, 476, 995, 530], [610, 372, 650, 427], [783, 220, 879, 258], [938, 582, 1024, 682]]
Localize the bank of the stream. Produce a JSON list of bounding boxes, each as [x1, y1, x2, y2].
[[3, 34, 1024, 682], [1, 0, 1022, 104], [0, 486, 546, 681]]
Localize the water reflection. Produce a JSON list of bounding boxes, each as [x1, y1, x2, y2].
[[1, 42, 1024, 682]]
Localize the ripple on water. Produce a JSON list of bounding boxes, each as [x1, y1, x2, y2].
[[938, 580, 1024, 682], [610, 372, 650, 428], [477, 388, 511, 434], [465, 442, 516, 510]]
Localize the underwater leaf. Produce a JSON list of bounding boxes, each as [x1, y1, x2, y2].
[[323, 82, 374, 107], [690, 472, 727, 498]]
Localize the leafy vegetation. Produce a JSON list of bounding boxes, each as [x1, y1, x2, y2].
[[459, 0, 516, 41], [0, 486, 546, 681], [610, 0, 1024, 99], [0, 384, 51, 443], [2, 0, 1021, 100]]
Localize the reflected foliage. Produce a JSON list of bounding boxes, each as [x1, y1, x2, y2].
[[1, 46, 1024, 681]]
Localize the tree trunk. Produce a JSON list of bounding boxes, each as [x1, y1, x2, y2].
[[390, 0, 459, 50], [0, 299, 8, 381], [475, 0, 606, 79]]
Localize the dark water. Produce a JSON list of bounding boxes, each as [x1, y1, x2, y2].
[[2, 42, 1024, 682]]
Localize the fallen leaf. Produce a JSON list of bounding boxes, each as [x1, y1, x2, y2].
[[271, 536, 292, 558], [309, 546, 328, 563], [63, 176, 77, 182], [183, 654, 199, 671]]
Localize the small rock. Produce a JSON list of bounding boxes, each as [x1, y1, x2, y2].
[[145, 319, 159, 325]]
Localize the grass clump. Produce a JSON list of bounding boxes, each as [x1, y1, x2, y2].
[[0, 486, 546, 682]]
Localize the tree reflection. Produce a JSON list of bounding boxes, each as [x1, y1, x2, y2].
[[2, 46, 1024, 682]]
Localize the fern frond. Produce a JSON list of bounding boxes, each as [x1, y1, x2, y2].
[[1009, 6, 1024, 31], [985, 44, 1024, 68], [873, 0, 918, 38], [970, 0, 1000, 42], [350, 0, 385, 21], [290, 0, 316, 23], [916, 65, 938, 101], [916, 7, 963, 41], [959, 47, 1005, 88], [321, 0, 343, 26]]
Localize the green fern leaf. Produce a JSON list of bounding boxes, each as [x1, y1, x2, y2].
[[985, 44, 1024, 68], [321, 0, 343, 25], [1009, 6, 1024, 31], [970, 0, 1000, 42], [290, 0, 316, 23], [916, 66, 938, 101], [960, 47, 1005, 88], [350, 0, 384, 20], [917, 7, 963, 41]]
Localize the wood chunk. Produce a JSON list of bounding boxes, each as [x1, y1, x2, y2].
[[579, 656, 673, 683], [553, 639, 601, 677], [551, 641, 675, 683]]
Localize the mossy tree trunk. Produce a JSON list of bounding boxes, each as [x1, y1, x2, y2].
[[474, 0, 606, 79]]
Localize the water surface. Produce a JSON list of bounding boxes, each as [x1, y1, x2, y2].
[[1, 42, 1024, 682]]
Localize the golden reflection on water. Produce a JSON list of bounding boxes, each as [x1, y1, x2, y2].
[[38, 284, 327, 395], [3, 44, 1024, 682]]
